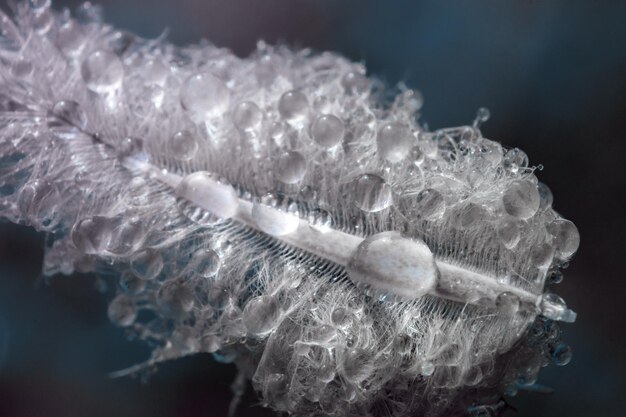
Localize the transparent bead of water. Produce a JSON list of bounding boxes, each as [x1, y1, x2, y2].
[[49, 100, 88, 139], [180, 72, 230, 119], [269, 121, 285, 142], [531, 242, 554, 268], [502, 180, 540, 219], [495, 292, 521, 316], [107, 219, 145, 254], [376, 122, 414, 163], [341, 71, 368, 94], [32, 8, 53, 34], [455, 202, 487, 229], [547, 219, 580, 259], [172, 326, 200, 354], [169, 130, 198, 161], [311, 114, 345, 148], [107, 294, 136, 327], [175, 171, 238, 225], [71, 216, 115, 254], [550, 342, 572, 366], [156, 279, 195, 318], [192, 248, 220, 278], [251, 193, 300, 236], [0, 13, 22, 54], [549, 270, 564, 284], [341, 348, 373, 383], [473, 107, 490, 127], [318, 363, 336, 383], [56, 21, 85, 56], [346, 232, 438, 300], [537, 182, 553, 210], [331, 307, 352, 328], [201, 334, 221, 353], [496, 219, 521, 249], [130, 249, 163, 280], [119, 271, 146, 295], [278, 90, 309, 121], [233, 101, 263, 131], [421, 362, 435, 376], [351, 173, 393, 213], [242, 295, 281, 336], [276, 151, 307, 184], [17, 180, 60, 230], [81, 50, 124, 93], [414, 188, 446, 220], [503, 148, 528, 174], [143, 58, 169, 86]]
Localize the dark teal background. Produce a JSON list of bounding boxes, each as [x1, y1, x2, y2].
[[1, 1, 625, 416]]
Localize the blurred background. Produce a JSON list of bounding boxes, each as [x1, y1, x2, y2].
[[0, 0, 625, 416]]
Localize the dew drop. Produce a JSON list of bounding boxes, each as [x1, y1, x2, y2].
[[455, 202, 487, 229], [251, 193, 300, 236], [175, 171, 238, 225], [331, 307, 352, 328], [233, 101, 263, 131], [276, 151, 307, 184], [341, 348, 373, 383], [503, 148, 528, 174], [346, 232, 438, 300], [56, 21, 85, 56], [495, 292, 521, 316], [142, 58, 169, 85], [242, 295, 281, 335], [107, 294, 136, 326], [180, 72, 230, 119], [537, 182, 553, 210], [191, 248, 220, 278], [547, 219, 580, 259], [169, 130, 198, 161], [71, 216, 116, 254], [351, 173, 392, 213], [376, 122, 413, 163], [530, 242, 554, 268], [81, 50, 124, 93], [341, 71, 368, 94], [311, 114, 345, 148], [130, 249, 163, 280], [107, 219, 145, 254], [496, 219, 521, 249], [414, 188, 446, 220], [156, 279, 195, 318], [502, 180, 540, 219], [278, 90, 308, 121], [119, 271, 146, 294], [550, 342, 572, 366]]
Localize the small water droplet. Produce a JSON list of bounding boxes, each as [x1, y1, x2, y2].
[[276, 151, 307, 184], [107, 219, 145, 254], [496, 219, 521, 249], [175, 171, 238, 225], [341, 71, 368, 94], [71, 216, 116, 254], [503, 148, 528, 174], [119, 271, 146, 294], [454, 202, 487, 229], [191, 248, 220, 278], [311, 114, 345, 148], [341, 348, 373, 383], [351, 173, 393, 213], [537, 182, 553, 210], [130, 249, 163, 280], [81, 50, 124, 93], [414, 188, 446, 220], [278, 90, 308, 121], [242, 295, 281, 335], [495, 292, 520, 316], [56, 21, 85, 56], [530, 242, 554, 268], [502, 180, 540, 219], [169, 130, 198, 161], [156, 279, 195, 318], [377, 122, 413, 163], [180, 72, 230, 119], [233, 101, 263, 131], [549, 342, 572, 366], [331, 307, 352, 328], [108, 294, 136, 326], [473, 107, 490, 127], [142, 58, 169, 85], [547, 219, 580, 259]]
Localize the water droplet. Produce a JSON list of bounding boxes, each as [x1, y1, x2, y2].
[[175, 171, 238, 225], [278, 90, 308, 121], [142, 58, 169, 85], [81, 50, 124, 93], [455, 202, 487, 229], [547, 219, 580, 259], [251, 193, 300, 236], [503, 148, 528, 174], [108, 294, 136, 326], [347, 232, 438, 299], [201, 334, 221, 353], [376, 122, 413, 163], [71, 216, 116, 254], [318, 363, 336, 383], [495, 292, 520, 316], [331, 307, 352, 328], [180, 72, 230, 119], [130, 249, 163, 280], [549, 270, 563, 284], [421, 362, 435, 376], [172, 326, 200, 354], [107, 219, 145, 254], [414, 188, 446, 220], [276, 151, 307, 184], [473, 107, 490, 127], [242, 295, 281, 335], [49, 100, 88, 139], [169, 130, 198, 161], [537, 182, 553, 210], [17, 179, 60, 230], [502, 181, 540, 219], [549, 342, 572, 366], [311, 114, 345, 148], [191, 249, 220, 278], [341, 348, 373, 383], [0, 12, 22, 54], [56, 21, 85, 56], [119, 271, 146, 294], [156, 279, 195, 318], [341, 71, 368, 94], [233, 101, 263, 131], [530, 242, 554, 268], [496, 219, 521, 249], [351, 173, 393, 213], [32, 8, 52, 34]]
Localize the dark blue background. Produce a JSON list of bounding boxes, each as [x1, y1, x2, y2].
[[1, 1, 625, 416]]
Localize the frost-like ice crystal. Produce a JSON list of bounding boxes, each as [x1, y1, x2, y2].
[[0, 2, 580, 416]]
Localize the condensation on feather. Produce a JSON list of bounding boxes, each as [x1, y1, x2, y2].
[[0, 2, 579, 417]]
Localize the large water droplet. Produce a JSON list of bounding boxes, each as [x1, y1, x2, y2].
[[495, 292, 521, 316], [107, 219, 145, 254], [142, 58, 169, 86], [169, 130, 198, 161], [311, 114, 345, 148], [455, 202, 487, 229], [71, 216, 117, 254], [108, 294, 136, 326], [242, 295, 281, 335], [537, 182, 553, 210], [130, 249, 163, 280], [56, 21, 85, 56], [251, 193, 300, 236], [414, 188, 446, 220], [81, 50, 124, 93], [377, 122, 413, 163], [547, 219, 580, 259], [276, 151, 307, 184], [352, 173, 392, 213], [278, 90, 308, 121], [175, 171, 238, 225], [191, 248, 220, 278], [180, 72, 230, 119], [156, 279, 195, 318], [496, 219, 521, 249], [346, 232, 438, 300], [503, 180, 540, 219], [233, 101, 263, 131]]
